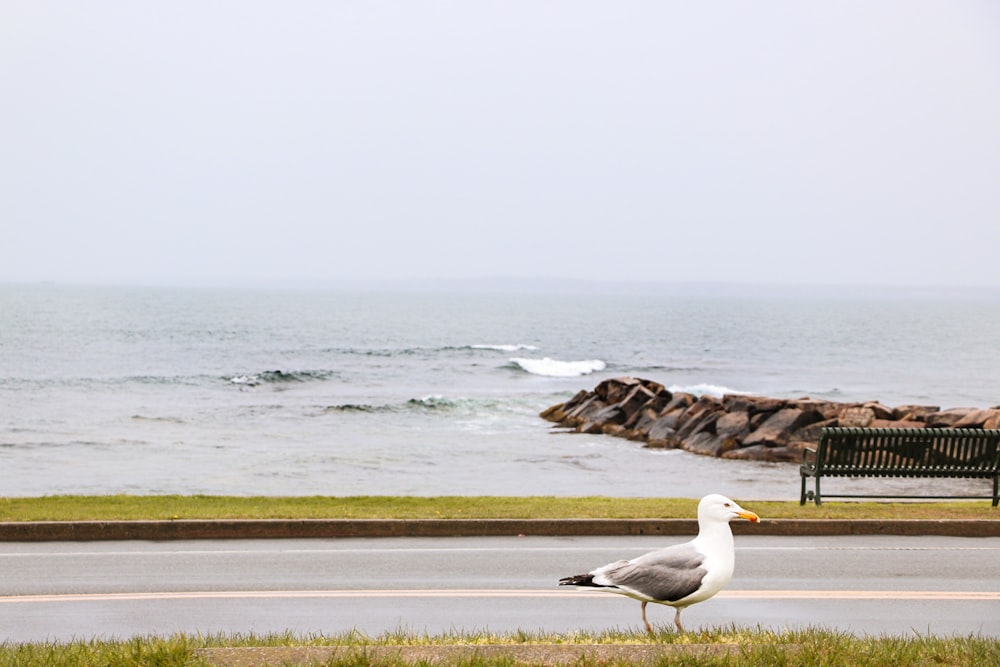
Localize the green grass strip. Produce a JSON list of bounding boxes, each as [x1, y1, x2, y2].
[[0, 495, 996, 522], [1, 629, 998, 666]]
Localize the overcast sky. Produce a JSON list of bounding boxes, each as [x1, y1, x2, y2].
[[2, 2, 999, 288]]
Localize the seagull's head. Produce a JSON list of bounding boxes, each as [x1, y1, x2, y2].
[[698, 494, 760, 524]]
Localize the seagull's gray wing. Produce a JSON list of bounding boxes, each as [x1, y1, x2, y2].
[[596, 543, 707, 603]]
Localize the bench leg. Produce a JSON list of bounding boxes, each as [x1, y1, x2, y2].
[[815, 477, 822, 506], [801, 475, 820, 506], [994, 476, 998, 508]]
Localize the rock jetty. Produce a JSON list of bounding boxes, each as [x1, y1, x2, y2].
[[540, 377, 1000, 462]]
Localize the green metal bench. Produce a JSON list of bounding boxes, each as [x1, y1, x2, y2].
[[800, 427, 1000, 506]]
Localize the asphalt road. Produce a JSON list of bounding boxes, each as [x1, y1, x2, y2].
[[2, 535, 999, 642]]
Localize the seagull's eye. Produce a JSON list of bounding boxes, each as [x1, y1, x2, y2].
[[723, 503, 731, 507]]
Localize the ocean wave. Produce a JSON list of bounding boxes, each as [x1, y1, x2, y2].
[[323, 403, 394, 413], [227, 369, 334, 386], [407, 395, 457, 409], [667, 383, 749, 397], [509, 357, 607, 378], [469, 343, 540, 352], [317, 347, 417, 358], [323, 395, 524, 415], [130, 414, 185, 424], [322, 396, 463, 414]]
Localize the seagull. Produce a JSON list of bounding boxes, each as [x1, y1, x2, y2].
[[558, 494, 759, 634]]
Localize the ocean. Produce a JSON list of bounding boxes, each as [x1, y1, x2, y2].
[[2, 283, 999, 499]]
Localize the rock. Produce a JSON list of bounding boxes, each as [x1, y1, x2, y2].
[[724, 394, 786, 414], [868, 418, 927, 429], [590, 405, 625, 425], [839, 405, 875, 427], [626, 407, 662, 438], [675, 398, 722, 440], [622, 394, 666, 429], [564, 395, 608, 425], [952, 409, 1000, 429], [662, 392, 696, 413], [792, 417, 839, 443], [742, 408, 823, 447], [863, 402, 895, 421], [538, 376, 999, 463], [793, 399, 843, 420], [892, 404, 941, 421], [602, 423, 629, 438], [674, 396, 721, 436], [560, 388, 591, 411], [623, 428, 650, 442], [646, 415, 679, 442], [644, 438, 680, 449], [594, 377, 642, 405], [749, 411, 773, 430], [720, 445, 767, 460], [715, 411, 750, 441], [540, 390, 590, 422], [722, 441, 809, 462], [925, 408, 978, 428], [650, 408, 686, 434], [615, 384, 658, 425], [539, 403, 563, 421], [642, 378, 668, 396], [677, 410, 721, 442], [682, 431, 730, 457]]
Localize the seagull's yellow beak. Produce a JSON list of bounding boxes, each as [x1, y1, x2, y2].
[[738, 510, 760, 523]]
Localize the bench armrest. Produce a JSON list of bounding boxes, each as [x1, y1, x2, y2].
[[800, 446, 818, 473]]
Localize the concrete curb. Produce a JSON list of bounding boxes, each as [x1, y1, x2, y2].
[[1, 518, 998, 541]]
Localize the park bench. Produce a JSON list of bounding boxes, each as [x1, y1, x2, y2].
[[800, 427, 1000, 506]]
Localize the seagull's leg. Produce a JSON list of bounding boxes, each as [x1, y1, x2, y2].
[[673, 608, 685, 634], [641, 601, 654, 634]]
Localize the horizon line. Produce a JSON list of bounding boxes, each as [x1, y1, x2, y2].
[[3, 277, 1000, 297]]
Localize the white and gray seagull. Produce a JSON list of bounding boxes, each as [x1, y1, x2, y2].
[[558, 494, 759, 634]]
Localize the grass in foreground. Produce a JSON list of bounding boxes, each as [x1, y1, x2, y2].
[[1, 629, 998, 666], [0, 495, 996, 522]]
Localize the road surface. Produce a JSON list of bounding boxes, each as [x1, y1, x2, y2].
[[2, 535, 998, 642]]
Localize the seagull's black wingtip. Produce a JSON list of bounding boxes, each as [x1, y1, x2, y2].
[[559, 573, 597, 587]]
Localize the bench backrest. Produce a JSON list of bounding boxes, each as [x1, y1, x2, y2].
[[817, 427, 1000, 474]]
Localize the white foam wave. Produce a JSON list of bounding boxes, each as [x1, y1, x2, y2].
[[667, 383, 748, 397], [471, 344, 539, 352], [510, 357, 607, 377], [408, 394, 453, 408]]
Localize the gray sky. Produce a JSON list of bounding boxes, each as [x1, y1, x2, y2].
[[2, 1, 999, 288]]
